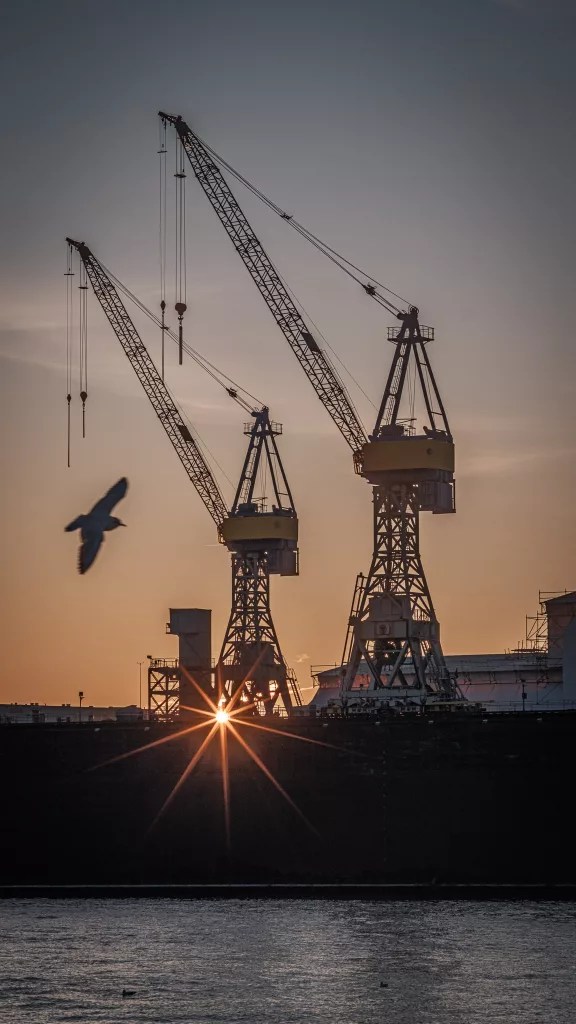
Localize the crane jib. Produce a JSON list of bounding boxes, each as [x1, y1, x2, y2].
[[160, 114, 367, 455], [66, 238, 229, 530]]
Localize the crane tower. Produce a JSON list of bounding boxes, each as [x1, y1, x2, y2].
[[342, 306, 456, 700], [66, 239, 301, 717], [159, 113, 461, 704], [219, 408, 299, 708]]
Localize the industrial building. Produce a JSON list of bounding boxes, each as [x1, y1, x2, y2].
[[0, 704, 144, 725], [310, 591, 576, 713]]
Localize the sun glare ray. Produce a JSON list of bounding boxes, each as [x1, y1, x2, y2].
[[178, 664, 218, 714], [227, 722, 319, 836], [224, 647, 268, 714], [89, 719, 212, 770], [179, 704, 218, 719], [229, 700, 260, 717], [238, 719, 341, 751], [216, 700, 255, 719], [89, 665, 332, 841], [215, 661, 225, 708], [150, 722, 220, 829], [219, 724, 231, 850]]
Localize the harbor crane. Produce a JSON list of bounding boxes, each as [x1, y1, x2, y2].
[[159, 113, 460, 703], [66, 238, 301, 717]]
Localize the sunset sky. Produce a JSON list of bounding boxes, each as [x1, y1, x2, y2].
[[1, 0, 575, 708]]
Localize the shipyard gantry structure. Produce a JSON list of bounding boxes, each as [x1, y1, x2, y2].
[[66, 239, 301, 717], [160, 113, 461, 705]]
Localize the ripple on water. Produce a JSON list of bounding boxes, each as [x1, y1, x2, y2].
[[0, 899, 574, 1024]]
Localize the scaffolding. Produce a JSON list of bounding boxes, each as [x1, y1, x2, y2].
[[148, 658, 180, 721], [513, 590, 570, 658]]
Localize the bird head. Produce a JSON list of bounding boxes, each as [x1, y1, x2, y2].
[[113, 517, 127, 527]]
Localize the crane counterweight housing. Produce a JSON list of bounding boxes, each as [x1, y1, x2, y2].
[[221, 514, 298, 577], [358, 437, 455, 514]]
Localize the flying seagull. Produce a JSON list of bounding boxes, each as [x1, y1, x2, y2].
[[65, 477, 128, 574]]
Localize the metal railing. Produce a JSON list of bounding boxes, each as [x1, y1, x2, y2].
[[387, 325, 434, 341]]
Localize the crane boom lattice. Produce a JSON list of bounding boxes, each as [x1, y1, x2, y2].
[[66, 239, 229, 529], [159, 113, 367, 454], [67, 237, 301, 715], [157, 116, 462, 707]]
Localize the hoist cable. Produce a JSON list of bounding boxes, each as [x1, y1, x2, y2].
[[66, 249, 73, 395], [174, 132, 179, 307], [279, 271, 377, 413], [182, 157, 187, 306], [196, 133, 412, 313], [65, 244, 74, 466], [270, 258, 372, 421], [98, 260, 263, 412], [175, 401, 235, 494], [79, 260, 89, 437], [158, 119, 167, 378], [174, 134, 188, 365], [79, 269, 84, 393], [175, 127, 400, 415], [175, 135, 187, 307], [158, 119, 167, 303]]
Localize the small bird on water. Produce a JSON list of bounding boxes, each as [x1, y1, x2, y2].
[[65, 477, 128, 574]]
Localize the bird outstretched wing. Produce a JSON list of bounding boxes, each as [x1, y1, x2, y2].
[[78, 530, 103, 575], [65, 515, 85, 532], [89, 477, 128, 517]]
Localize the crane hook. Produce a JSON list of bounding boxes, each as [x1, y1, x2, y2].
[[160, 300, 167, 379], [80, 390, 88, 438], [175, 301, 187, 365]]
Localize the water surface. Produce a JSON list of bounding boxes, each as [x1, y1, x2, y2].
[[0, 899, 574, 1023]]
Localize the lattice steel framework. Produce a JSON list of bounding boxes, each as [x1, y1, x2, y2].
[[155, 120, 462, 705], [342, 309, 459, 700], [67, 239, 302, 716], [233, 409, 294, 515], [218, 409, 300, 714], [148, 659, 180, 721], [342, 484, 452, 695], [66, 239, 228, 526], [217, 554, 298, 713], [375, 314, 449, 434], [159, 113, 367, 454]]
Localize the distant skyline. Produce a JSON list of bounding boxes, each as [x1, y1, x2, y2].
[[1, 0, 575, 706]]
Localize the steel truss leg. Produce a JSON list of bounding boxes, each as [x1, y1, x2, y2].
[[342, 483, 455, 699], [217, 553, 294, 715]]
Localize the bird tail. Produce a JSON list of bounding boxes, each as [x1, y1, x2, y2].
[[65, 515, 86, 532]]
